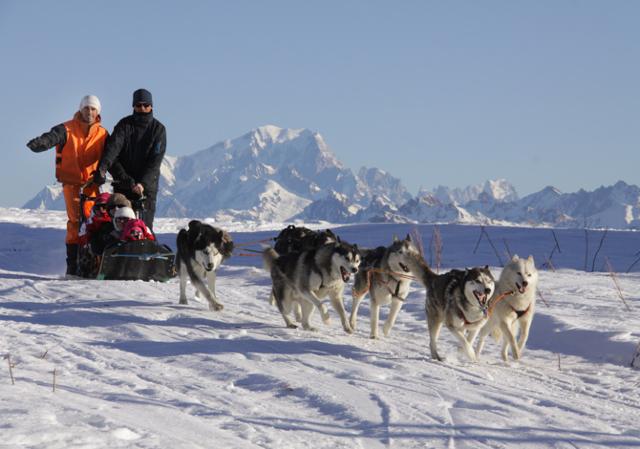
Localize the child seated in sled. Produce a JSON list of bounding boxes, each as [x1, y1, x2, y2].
[[77, 193, 112, 277], [120, 218, 155, 242], [78, 192, 111, 246], [89, 194, 131, 255]]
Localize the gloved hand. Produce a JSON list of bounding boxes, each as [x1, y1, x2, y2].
[[91, 169, 107, 185], [27, 137, 46, 152]]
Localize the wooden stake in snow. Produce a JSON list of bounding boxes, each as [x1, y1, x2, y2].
[[584, 229, 589, 272], [631, 342, 640, 369], [557, 354, 562, 371], [5, 355, 15, 385], [591, 229, 608, 272], [605, 258, 631, 312], [474, 226, 504, 267], [537, 289, 550, 308], [52, 368, 57, 393]]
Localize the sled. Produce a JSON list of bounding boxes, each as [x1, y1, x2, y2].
[[96, 240, 176, 282]]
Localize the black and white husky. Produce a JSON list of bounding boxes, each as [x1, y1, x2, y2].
[[422, 265, 495, 362], [263, 241, 361, 333], [350, 235, 426, 339], [176, 220, 234, 311]]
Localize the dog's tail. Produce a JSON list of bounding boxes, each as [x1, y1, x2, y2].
[[262, 247, 279, 271], [409, 254, 437, 287]]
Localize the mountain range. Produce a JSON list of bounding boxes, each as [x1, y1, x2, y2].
[[23, 125, 640, 229]]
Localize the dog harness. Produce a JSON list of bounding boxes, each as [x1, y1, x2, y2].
[[510, 303, 531, 318], [378, 271, 404, 301]]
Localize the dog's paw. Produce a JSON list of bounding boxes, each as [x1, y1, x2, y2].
[[369, 334, 379, 340], [179, 298, 188, 305], [321, 313, 331, 324], [286, 323, 298, 329], [383, 324, 392, 337], [343, 324, 353, 334], [209, 302, 224, 312]]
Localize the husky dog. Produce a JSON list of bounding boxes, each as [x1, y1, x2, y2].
[[273, 225, 337, 255], [350, 235, 426, 339], [422, 265, 495, 362], [176, 220, 234, 311], [269, 225, 338, 308], [475, 255, 538, 361], [263, 241, 360, 333]]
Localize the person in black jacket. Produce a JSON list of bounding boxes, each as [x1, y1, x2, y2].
[[93, 89, 166, 230]]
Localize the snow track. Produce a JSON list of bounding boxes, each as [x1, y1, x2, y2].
[[1, 249, 640, 447]]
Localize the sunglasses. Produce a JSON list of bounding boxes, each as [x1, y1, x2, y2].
[[134, 103, 151, 108], [115, 217, 131, 222]]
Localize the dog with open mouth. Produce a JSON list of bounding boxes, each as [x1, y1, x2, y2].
[[475, 254, 538, 361], [263, 240, 360, 333], [421, 264, 496, 362], [350, 234, 427, 339], [176, 220, 234, 311]]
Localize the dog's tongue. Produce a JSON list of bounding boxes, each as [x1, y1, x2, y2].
[[341, 267, 350, 282], [516, 283, 526, 294]]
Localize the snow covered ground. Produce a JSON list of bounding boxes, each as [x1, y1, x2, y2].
[[1, 209, 639, 448]]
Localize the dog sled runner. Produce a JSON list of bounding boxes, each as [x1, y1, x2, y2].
[[96, 240, 176, 282]]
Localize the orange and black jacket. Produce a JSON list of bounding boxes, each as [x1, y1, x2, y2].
[[28, 113, 108, 185]]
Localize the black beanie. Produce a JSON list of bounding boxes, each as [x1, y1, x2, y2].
[[132, 89, 153, 107]]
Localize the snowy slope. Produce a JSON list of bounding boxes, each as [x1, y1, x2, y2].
[[1, 209, 639, 448]]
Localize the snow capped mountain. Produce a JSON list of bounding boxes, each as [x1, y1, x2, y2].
[[21, 125, 640, 229], [398, 194, 480, 224], [423, 179, 518, 205], [23, 184, 65, 210], [357, 167, 412, 206], [294, 190, 358, 223]]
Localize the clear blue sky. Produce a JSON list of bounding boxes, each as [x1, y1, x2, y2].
[[1, 1, 638, 207]]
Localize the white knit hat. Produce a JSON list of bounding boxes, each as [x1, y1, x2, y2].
[[79, 95, 101, 114], [114, 206, 136, 220]]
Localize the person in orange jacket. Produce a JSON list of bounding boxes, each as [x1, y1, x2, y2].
[[27, 95, 108, 276]]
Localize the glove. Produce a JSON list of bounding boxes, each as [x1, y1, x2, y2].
[[27, 137, 46, 152], [91, 169, 107, 185]]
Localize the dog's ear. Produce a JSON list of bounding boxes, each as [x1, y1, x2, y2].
[[406, 233, 411, 242], [187, 221, 202, 246], [484, 265, 489, 270], [527, 255, 535, 265], [336, 235, 342, 243], [511, 254, 520, 262]]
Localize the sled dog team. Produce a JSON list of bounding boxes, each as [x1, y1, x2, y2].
[[177, 221, 539, 362]]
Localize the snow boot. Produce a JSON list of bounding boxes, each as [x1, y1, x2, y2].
[[66, 243, 79, 276]]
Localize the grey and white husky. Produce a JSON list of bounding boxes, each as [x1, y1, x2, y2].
[[263, 241, 361, 333], [350, 235, 426, 339], [475, 255, 538, 361], [176, 220, 234, 311], [422, 265, 495, 362]]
